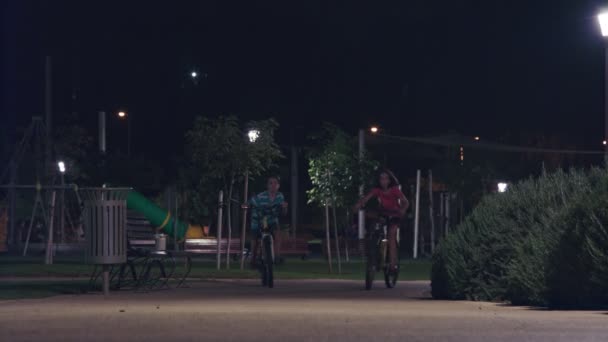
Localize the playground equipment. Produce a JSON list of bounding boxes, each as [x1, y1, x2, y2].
[[126, 190, 204, 241]]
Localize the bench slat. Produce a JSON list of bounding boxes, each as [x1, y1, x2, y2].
[[184, 239, 242, 255]]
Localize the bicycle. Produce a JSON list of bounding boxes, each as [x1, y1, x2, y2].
[[248, 203, 283, 288], [365, 214, 400, 290]]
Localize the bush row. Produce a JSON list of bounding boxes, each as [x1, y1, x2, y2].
[[431, 168, 608, 307]]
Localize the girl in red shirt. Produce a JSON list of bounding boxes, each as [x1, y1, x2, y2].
[[354, 169, 409, 271]]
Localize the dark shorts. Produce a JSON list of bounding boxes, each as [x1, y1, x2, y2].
[[376, 215, 401, 227]]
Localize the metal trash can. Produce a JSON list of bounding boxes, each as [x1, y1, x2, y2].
[[80, 187, 131, 295], [154, 233, 167, 252]]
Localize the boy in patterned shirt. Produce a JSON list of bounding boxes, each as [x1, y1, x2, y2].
[[247, 176, 288, 268]]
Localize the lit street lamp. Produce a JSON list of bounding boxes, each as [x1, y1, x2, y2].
[[598, 12, 608, 161], [370, 126, 379, 134], [57, 161, 66, 243], [191, 71, 198, 78], [57, 161, 66, 174], [248, 129, 260, 143], [117, 110, 131, 156], [497, 182, 508, 193]]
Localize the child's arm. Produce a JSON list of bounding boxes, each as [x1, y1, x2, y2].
[[354, 189, 378, 211], [396, 188, 409, 216]]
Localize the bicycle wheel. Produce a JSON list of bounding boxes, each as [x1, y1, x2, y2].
[[384, 242, 400, 289], [365, 237, 377, 291], [259, 260, 267, 286], [263, 236, 274, 288]]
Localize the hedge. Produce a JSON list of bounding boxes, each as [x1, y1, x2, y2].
[[431, 168, 608, 307]]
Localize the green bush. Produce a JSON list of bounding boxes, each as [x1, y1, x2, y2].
[[431, 168, 608, 307], [548, 195, 608, 308]]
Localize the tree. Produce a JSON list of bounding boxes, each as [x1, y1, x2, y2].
[[53, 117, 94, 183], [307, 124, 378, 271], [184, 115, 283, 266], [307, 124, 378, 208]]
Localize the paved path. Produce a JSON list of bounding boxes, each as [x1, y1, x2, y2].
[[0, 279, 606, 341]]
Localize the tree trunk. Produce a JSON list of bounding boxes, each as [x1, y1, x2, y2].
[[325, 201, 332, 273], [344, 209, 350, 262], [240, 170, 249, 270], [226, 173, 235, 269], [413, 170, 421, 259], [216, 191, 224, 270], [332, 204, 341, 274], [429, 170, 435, 254]]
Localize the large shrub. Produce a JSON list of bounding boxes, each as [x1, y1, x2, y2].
[[431, 168, 608, 307], [548, 194, 608, 308]]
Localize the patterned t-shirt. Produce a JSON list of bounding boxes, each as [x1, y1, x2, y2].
[[249, 191, 285, 231]]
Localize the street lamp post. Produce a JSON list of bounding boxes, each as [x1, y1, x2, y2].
[[598, 12, 608, 162], [357, 126, 381, 249], [57, 161, 66, 243], [240, 130, 260, 270], [118, 111, 131, 156], [358, 129, 365, 247]]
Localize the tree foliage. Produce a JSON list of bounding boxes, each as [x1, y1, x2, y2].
[[307, 123, 378, 208], [52, 114, 94, 183], [182, 115, 283, 224]]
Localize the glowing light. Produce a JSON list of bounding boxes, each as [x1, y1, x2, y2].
[[599, 13, 608, 37], [474, 136, 480, 141], [248, 130, 260, 143], [498, 182, 508, 193], [191, 71, 198, 78], [118, 111, 127, 118], [57, 161, 66, 174], [603, 140, 607, 146], [370, 126, 379, 134]]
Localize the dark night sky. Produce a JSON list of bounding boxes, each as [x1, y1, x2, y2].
[[2, 0, 607, 159]]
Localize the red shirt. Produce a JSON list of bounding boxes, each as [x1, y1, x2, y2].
[[371, 186, 403, 214]]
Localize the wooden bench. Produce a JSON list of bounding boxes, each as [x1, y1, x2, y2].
[[279, 238, 310, 260], [184, 238, 243, 260]]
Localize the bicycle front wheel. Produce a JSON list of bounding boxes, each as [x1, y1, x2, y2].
[[263, 236, 274, 288], [365, 238, 377, 291], [384, 242, 400, 289]]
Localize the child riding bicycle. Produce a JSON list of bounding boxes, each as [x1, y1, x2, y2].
[[245, 176, 288, 269], [354, 169, 409, 272]]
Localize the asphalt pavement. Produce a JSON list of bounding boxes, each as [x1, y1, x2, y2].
[[0, 279, 606, 342]]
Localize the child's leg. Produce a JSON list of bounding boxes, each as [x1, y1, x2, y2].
[[388, 224, 398, 268]]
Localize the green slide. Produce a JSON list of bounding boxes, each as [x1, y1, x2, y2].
[[126, 190, 204, 240]]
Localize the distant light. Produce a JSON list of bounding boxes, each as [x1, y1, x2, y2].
[[191, 71, 198, 78], [474, 136, 480, 141], [599, 13, 608, 37], [370, 126, 379, 134], [497, 182, 508, 193], [57, 161, 66, 174], [118, 111, 127, 118], [603, 140, 607, 146], [248, 130, 260, 143]]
